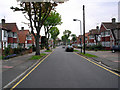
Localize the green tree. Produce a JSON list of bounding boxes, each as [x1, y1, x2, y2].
[[63, 30, 71, 45], [61, 35, 67, 45], [11, 1, 63, 55], [71, 34, 77, 43], [50, 27, 60, 48], [44, 11, 62, 50]]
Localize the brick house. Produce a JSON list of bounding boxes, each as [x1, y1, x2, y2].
[[2, 19, 19, 48], [85, 32, 89, 46], [100, 18, 120, 50], [18, 27, 33, 49], [77, 35, 83, 45], [88, 27, 100, 46]]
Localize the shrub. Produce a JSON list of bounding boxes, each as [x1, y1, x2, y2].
[[85, 44, 103, 51], [4, 45, 11, 56], [13, 47, 22, 54]]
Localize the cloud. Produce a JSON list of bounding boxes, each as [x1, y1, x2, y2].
[[0, 0, 119, 39]]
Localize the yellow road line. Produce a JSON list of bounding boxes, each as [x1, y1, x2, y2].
[[10, 51, 54, 90], [74, 52, 120, 77]]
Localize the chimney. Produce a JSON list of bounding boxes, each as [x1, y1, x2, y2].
[[112, 18, 116, 24], [96, 26, 99, 30], [21, 27, 24, 30], [1, 19, 5, 24]]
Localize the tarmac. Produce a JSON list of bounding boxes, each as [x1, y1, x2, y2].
[[75, 48, 120, 72], [1, 47, 120, 89]]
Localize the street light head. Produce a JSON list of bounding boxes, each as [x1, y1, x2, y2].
[[73, 19, 77, 21]]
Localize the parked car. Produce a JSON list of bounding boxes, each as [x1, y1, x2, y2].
[[111, 45, 120, 53], [77, 44, 82, 48], [72, 44, 77, 48], [65, 45, 74, 52]]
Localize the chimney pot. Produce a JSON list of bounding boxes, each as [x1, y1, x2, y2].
[[96, 26, 99, 30], [112, 18, 116, 23], [1, 19, 5, 24], [21, 27, 24, 30]]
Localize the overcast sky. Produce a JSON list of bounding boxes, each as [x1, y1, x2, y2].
[[0, 0, 119, 39]]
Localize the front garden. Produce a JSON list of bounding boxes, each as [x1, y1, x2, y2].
[[2, 45, 33, 60]]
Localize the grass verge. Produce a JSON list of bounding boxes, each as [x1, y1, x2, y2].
[[80, 53, 98, 58], [0, 56, 2, 60], [29, 53, 47, 60], [45, 50, 52, 52], [74, 50, 79, 52]]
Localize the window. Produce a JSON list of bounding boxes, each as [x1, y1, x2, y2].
[[89, 35, 94, 39], [105, 31, 110, 36], [85, 37, 87, 40], [27, 35, 32, 40], [8, 32, 13, 37], [101, 42, 110, 47]]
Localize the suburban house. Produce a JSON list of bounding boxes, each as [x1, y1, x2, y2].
[[88, 27, 100, 46], [99, 18, 120, 50], [85, 32, 89, 46], [2, 19, 19, 48], [77, 35, 83, 45], [18, 27, 33, 49]]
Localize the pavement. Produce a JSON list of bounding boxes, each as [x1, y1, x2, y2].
[[8, 46, 119, 88], [75, 48, 120, 72], [2, 49, 51, 89]]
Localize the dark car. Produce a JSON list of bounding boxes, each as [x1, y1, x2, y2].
[[111, 45, 120, 53], [65, 45, 74, 52]]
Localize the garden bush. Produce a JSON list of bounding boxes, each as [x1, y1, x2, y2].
[[13, 48, 22, 54], [86, 44, 103, 51]]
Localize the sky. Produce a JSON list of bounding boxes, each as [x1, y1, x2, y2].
[[0, 0, 119, 39]]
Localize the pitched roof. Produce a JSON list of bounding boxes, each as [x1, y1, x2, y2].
[[0, 26, 7, 30], [89, 29, 99, 35], [18, 30, 30, 43], [2, 23, 19, 32], [102, 22, 120, 30]]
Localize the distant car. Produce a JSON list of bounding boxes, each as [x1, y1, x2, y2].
[[111, 45, 120, 53], [62, 45, 66, 48], [65, 45, 74, 52]]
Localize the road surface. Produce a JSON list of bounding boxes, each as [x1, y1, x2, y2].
[[10, 46, 119, 88]]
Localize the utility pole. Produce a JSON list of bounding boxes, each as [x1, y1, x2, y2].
[[83, 5, 85, 54]]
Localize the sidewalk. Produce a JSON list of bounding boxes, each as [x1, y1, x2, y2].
[[75, 48, 120, 72], [2, 49, 52, 88]]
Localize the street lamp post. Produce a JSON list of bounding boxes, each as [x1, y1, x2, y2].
[[73, 19, 82, 53]]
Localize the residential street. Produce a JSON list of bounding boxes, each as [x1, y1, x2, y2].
[[10, 46, 119, 88]]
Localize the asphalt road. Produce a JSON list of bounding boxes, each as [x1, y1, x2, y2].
[[11, 46, 119, 88]]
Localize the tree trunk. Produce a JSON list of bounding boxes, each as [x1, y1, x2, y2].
[[53, 39, 56, 48], [35, 35, 40, 55], [46, 38, 49, 50]]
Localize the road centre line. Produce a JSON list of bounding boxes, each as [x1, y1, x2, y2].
[[74, 52, 120, 77], [10, 50, 54, 90]]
